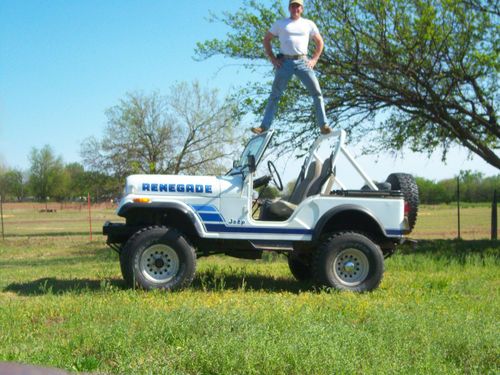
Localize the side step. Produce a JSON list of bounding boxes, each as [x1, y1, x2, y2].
[[249, 240, 294, 252]]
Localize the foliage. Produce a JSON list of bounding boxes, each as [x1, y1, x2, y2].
[[64, 163, 121, 201], [81, 81, 242, 179], [196, 0, 500, 168], [0, 169, 25, 201], [257, 185, 281, 198], [28, 145, 66, 201], [416, 170, 499, 203]]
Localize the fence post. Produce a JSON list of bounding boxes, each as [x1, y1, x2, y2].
[[456, 177, 461, 240], [492, 190, 498, 240], [0, 195, 4, 240], [88, 193, 92, 241]]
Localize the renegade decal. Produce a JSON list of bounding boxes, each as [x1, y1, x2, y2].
[[142, 183, 213, 194]]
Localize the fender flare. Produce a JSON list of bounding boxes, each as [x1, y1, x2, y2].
[[312, 204, 387, 241], [117, 201, 205, 237]]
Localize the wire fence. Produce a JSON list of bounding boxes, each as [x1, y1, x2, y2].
[[0, 200, 497, 241], [0, 201, 121, 239]]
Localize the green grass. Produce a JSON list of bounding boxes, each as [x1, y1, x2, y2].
[[0, 236, 499, 374]]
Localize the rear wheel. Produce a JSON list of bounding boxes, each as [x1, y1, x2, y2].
[[121, 226, 196, 291], [313, 232, 384, 292], [386, 173, 419, 231]]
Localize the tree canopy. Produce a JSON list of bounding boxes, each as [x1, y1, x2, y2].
[[196, 0, 499, 169], [81, 81, 242, 179], [0, 169, 24, 201], [28, 145, 65, 201]]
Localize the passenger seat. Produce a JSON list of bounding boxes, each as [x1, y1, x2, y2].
[[268, 154, 334, 219]]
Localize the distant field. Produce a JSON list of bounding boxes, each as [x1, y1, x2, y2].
[[0, 202, 495, 239], [0, 202, 121, 237], [412, 203, 493, 239]]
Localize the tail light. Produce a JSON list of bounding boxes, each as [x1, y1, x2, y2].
[[404, 201, 410, 215]]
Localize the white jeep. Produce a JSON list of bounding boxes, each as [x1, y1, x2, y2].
[[103, 130, 418, 292]]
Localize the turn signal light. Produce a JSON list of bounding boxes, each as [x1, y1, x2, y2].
[[133, 197, 151, 203]]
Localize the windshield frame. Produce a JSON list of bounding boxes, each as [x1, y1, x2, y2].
[[228, 130, 274, 176]]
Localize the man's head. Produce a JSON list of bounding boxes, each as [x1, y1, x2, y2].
[[289, 0, 303, 19]]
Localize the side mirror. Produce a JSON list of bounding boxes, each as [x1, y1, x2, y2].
[[247, 155, 256, 173]]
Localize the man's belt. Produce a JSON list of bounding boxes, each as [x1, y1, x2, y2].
[[282, 54, 306, 60]]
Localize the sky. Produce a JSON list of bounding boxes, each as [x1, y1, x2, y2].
[[1, 0, 498, 187]]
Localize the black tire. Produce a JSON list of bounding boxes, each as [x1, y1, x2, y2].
[[288, 253, 312, 281], [312, 232, 384, 292], [386, 173, 419, 231], [121, 226, 196, 291], [119, 250, 130, 285]]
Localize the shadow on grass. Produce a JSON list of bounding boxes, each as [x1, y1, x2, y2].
[[3, 277, 125, 296], [4, 273, 312, 296], [190, 270, 313, 294], [398, 239, 499, 261]]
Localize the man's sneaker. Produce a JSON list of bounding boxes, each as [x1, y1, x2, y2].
[[320, 125, 332, 135], [251, 127, 264, 134]]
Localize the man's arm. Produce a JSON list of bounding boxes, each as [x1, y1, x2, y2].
[[263, 31, 282, 69], [308, 33, 324, 69]]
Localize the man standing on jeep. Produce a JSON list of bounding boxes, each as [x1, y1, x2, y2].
[[251, 0, 331, 135]]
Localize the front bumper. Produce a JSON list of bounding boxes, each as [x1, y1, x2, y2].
[[103, 221, 142, 245]]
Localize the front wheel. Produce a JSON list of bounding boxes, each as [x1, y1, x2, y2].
[[121, 226, 196, 291], [312, 232, 384, 292]]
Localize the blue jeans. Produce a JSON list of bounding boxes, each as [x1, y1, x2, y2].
[[261, 58, 328, 130]]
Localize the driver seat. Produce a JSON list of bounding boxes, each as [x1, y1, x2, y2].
[[268, 154, 334, 219]]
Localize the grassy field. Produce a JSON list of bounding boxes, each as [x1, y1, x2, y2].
[[0, 203, 498, 374]]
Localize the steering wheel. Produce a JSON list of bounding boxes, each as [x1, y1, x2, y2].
[[267, 161, 283, 191]]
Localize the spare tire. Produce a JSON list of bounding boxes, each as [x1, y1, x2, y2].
[[386, 173, 419, 231]]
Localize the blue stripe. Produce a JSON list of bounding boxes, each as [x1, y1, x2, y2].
[[386, 229, 404, 236], [191, 204, 217, 212], [199, 213, 224, 223], [205, 224, 312, 235]]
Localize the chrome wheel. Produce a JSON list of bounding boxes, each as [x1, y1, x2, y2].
[[139, 244, 179, 283], [333, 248, 369, 286]]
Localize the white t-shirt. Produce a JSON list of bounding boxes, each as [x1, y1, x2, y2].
[[269, 17, 320, 55]]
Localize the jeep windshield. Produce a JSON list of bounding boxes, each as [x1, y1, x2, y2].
[[229, 131, 274, 175]]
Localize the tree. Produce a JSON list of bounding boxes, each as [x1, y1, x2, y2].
[[64, 163, 87, 199], [81, 81, 242, 179], [28, 145, 65, 201], [63, 163, 121, 201], [257, 185, 281, 199], [196, 0, 499, 169], [0, 169, 26, 201]]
